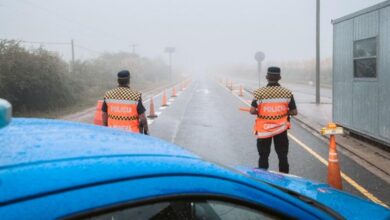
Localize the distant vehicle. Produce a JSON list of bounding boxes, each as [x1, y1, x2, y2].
[[0, 103, 389, 219]]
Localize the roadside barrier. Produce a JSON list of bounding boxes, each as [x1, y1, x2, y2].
[[93, 100, 103, 126], [161, 90, 169, 107], [147, 96, 158, 118], [321, 122, 344, 189]]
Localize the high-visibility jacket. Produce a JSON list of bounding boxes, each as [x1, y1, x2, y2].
[[253, 86, 292, 139], [104, 87, 141, 133]]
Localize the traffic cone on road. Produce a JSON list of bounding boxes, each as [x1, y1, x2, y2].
[[171, 86, 177, 97], [147, 96, 158, 119], [327, 123, 343, 189], [239, 85, 243, 96], [161, 90, 169, 107], [183, 81, 187, 90]]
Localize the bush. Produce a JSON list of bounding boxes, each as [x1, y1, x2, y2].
[[0, 40, 177, 116], [0, 40, 75, 113]]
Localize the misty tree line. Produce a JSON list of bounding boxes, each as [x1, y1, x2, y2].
[[220, 58, 332, 87], [271, 58, 332, 87], [0, 40, 174, 116]]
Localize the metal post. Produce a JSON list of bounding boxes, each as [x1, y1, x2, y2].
[[71, 39, 75, 73], [165, 47, 175, 82], [316, 0, 320, 104], [257, 62, 262, 88], [255, 51, 265, 88], [169, 52, 172, 82]]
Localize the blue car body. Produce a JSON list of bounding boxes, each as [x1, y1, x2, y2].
[[0, 118, 389, 219]]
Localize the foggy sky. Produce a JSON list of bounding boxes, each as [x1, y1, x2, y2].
[[0, 0, 385, 73]]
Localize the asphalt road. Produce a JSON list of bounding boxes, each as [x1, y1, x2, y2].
[[149, 77, 390, 207]]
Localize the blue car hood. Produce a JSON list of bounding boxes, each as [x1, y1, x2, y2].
[[0, 118, 199, 167], [235, 167, 390, 220]]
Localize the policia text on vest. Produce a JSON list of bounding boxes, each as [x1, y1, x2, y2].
[[101, 70, 149, 135], [250, 67, 297, 174]]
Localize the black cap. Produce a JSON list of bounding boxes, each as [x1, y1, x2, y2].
[[117, 70, 130, 78], [267, 67, 281, 75]]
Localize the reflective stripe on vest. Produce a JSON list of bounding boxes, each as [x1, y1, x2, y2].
[[106, 99, 139, 133], [254, 98, 290, 139], [256, 122, 289, 138]]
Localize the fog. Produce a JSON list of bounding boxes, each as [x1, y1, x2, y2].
[[0, 0, 384, 74]]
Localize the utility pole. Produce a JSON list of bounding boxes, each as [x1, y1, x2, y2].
[[164, 47, 175, 82], [130, 44, 138, 54], [315, 0, 321, 104], [71, 39, 75, 73]]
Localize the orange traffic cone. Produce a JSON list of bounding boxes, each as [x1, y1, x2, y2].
[[161, 90, 169, 107], [328, 124, 343, 189], [239, 85, 243, 96], [93, 100, 103, 125], [171, 86, 177, 97], [147, 96, 158, 118]]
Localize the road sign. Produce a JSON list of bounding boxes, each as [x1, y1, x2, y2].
[[320, 126, 344, 135], [254, 51, 265, 62]]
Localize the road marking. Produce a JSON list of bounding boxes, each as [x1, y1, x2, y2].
[[289, 134, 388, 208], [171, 82, 198, 143], [217, 81, 389, 208]]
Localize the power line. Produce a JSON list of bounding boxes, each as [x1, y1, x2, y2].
[[18, 40, 70, 45], [74, 44, 103, 55]]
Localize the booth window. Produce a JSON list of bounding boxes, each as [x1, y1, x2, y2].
[[353, 37, 377, 78]]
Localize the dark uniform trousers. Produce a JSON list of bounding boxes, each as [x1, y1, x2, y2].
[[257, 130, 289, 173]]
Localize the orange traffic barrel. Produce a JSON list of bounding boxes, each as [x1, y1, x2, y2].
[[93, 100, 103, 126]]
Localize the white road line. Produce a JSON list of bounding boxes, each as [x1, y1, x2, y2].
[[170, 82, 197, 143], [217, 81, 388, 208]]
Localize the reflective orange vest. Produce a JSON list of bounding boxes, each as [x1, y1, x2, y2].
[[106, 99, 140, 133], [253, 86, 292, 139], [104, 87, 141, 133]]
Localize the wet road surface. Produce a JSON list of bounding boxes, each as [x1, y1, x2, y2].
[[149, 77, 390, 207]]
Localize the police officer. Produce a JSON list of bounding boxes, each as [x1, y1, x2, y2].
[[102, 70, 149, 135], [249, 67, 297, 173]]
